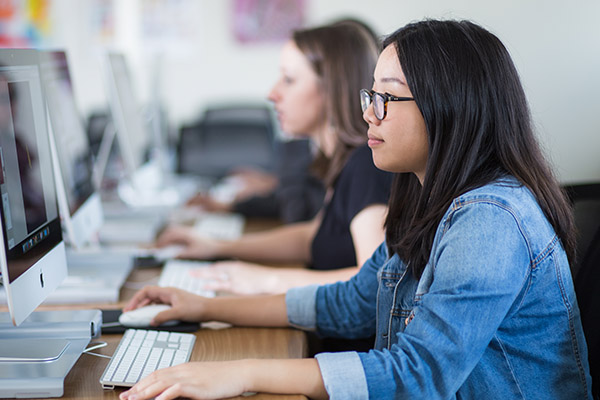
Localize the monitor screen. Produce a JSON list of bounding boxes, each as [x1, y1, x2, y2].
[[105, 52, 149, 177], [40, 50, 103, 248], [0, 49, 67, 326]]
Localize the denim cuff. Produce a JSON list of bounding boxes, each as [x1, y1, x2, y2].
[[285, 284, 319, 331], [315, 351, 369, 400]]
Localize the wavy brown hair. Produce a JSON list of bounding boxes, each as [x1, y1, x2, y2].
[[382, 20, 576, 278], [293, 20, 379, 188]]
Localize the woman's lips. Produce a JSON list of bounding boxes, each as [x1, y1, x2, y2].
[[367, 134, 384, 146]]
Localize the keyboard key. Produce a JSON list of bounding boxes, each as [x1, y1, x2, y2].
[[158, 260, 216, 297]]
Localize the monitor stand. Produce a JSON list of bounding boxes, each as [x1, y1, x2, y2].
[[0, 338, 69, 362], [0, 309, 101, 398]]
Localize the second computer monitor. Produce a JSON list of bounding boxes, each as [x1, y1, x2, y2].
[[40, 50, 104, 249], [105, 52, 150, 180]]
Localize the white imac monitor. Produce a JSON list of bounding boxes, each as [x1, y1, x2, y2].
[[39, 50, 104, 250], [104, 52, 186, 209], [105, 52, 150, 181], [0, 49, 67, 326]]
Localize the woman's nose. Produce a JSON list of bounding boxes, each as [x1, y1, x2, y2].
[[267, 83, 280, 103], [363, 103, 380, 126]]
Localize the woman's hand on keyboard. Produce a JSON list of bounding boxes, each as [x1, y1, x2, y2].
[[119, 360, 250, 400], [120, 358, 327, 400], [123, 286, 206, 326], [154, 226, 221, 260], [154, 225, 197, 247], [186, 193, 232, 212], [191, 261, 281, 295]]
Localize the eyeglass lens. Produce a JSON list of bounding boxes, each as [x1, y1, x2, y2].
[[360, 90, 385, 120], [372, 93, 384, 120], [360, 90, 371, 113]]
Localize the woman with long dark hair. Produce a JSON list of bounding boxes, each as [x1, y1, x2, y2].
[[121, 20, 591, 399]]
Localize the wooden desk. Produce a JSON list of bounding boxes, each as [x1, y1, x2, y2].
[[62, 325, 307, 400], [9, 265, 309, 399]]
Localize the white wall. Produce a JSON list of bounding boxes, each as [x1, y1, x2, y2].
[[48, 0, 600, 184]]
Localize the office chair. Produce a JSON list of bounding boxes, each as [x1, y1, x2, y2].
[[176, 103, 277, 179], [565, 183, 600, 399]]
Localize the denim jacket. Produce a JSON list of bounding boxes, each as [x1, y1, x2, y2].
[[287, 177, 592, 399]]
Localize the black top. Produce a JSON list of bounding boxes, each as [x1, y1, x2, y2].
[[234, 139, 325, 223], [310, 145, 393, 270]]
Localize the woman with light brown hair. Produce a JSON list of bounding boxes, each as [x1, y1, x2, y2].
[[156, 20, 393, 295]]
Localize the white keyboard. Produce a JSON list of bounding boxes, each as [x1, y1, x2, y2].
[[158, 259, 216, 297], [193, 213, 245, 240], [100, 329, 195, 389]]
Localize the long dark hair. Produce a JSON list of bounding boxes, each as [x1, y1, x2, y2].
[[293, 20, 379, 188], [383, 20, 576, 278]]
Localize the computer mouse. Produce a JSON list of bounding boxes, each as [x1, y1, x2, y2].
[[119, 304, 179, 328]]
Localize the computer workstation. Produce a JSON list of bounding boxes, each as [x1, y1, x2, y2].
[[0, 48, 280, 399], [0, 49, 101, 397], [35, 50, 137, 304]]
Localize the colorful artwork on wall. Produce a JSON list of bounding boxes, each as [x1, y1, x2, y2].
[[89, 0, 115, 46], [232, 0, 305, 44], [139, 0, 199, 54], [0, 0, 51, 47]]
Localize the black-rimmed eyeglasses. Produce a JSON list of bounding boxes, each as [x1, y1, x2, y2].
[[360, 89, 414, 121]]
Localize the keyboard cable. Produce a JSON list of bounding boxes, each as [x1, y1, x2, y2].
[[83, 341, 112, 359]]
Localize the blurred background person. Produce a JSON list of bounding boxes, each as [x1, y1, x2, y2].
[[156, 19, 393, 295]]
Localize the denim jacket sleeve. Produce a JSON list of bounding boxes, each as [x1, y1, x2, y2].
[[314, 241, 387, 339], [286, 241, 386, 334], [355, 201, 532, 399], [286, 242, 388, 400]]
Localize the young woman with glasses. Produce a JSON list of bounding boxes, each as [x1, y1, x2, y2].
[[155, 20, 393, 296], [122, 19, 591, 399]]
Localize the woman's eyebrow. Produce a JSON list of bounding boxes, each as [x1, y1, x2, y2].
[[380, 76, 405, 84]]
